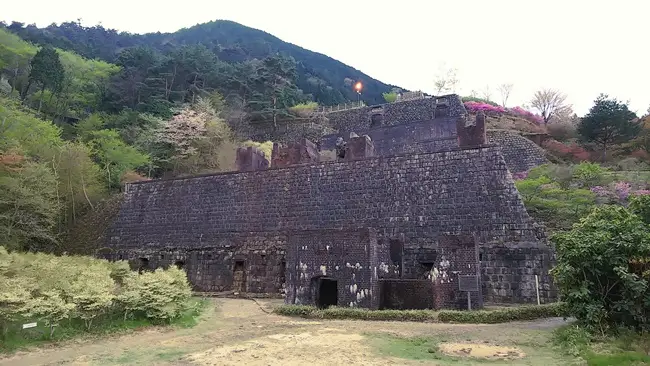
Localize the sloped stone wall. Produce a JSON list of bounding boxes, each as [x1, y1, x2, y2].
[[107, 145, 555, 303], [487, 130, 549, 173]]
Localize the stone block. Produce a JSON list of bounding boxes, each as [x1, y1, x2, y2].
[[236, 146, 269, 172], [271, 138, 320, 168], [345, 135, 374, 161], [457, 111, 486, 148]]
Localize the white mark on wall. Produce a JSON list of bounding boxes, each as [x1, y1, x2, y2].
[[379, 262, 390, 273], [320, 265, 327, 276]]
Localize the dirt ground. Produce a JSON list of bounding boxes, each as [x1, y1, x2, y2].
[[0, 299, 575, 366]]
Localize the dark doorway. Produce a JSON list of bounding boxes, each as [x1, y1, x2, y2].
[[138, 258, 149, 274], [312, 277, 337, 308], [233, 260, 246, 293], [174, 260, 185, 270]]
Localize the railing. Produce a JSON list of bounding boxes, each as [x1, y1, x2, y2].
[[317, 101, 366, 113]]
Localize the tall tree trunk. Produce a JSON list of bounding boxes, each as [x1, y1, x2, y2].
[[38, 84, 46, 113], [20, 80, 32, 101]]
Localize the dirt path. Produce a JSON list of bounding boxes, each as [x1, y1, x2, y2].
[[0, 299, 573, 366]]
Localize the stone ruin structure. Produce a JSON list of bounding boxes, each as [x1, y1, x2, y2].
[[103, 94, 557, 310]]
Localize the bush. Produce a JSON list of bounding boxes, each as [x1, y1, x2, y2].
[[273, 303, 567, 323], [0, 248, 193, 339], [547, 122, 577, 141], [288, 102, 318, 117], [515, 174, 596, 231], [382, 92, 398, 103], [438, 303, 567, 323], [117, 267, 191, 322], [550, 202, 650, 334]]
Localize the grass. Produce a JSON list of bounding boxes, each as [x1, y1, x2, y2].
[[553, 325, 650, 366], [366, 333, 445, 361], [273, 302, 567, 324], [0, 297, 208, 354]]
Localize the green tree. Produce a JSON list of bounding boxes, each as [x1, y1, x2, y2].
[[382, 92, 398, 103], [550, 200, 650, 334], [86, 129, 149, 189], [0, 159, 60, 251], [577, 94, 641, 160], [24, 46, 65, 112], [247, 54, 305, 129]]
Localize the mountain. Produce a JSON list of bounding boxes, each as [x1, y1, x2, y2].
[[3, 20, 400, 105]]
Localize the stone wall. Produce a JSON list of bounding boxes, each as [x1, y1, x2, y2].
[[107, 145, 554, 303], [480, 243, 557, 304], [101, 232, 286, 294], [487, 130, 549, 173], [320, 128, 547, 174], [110, 146, 541, 248], [285, 228, 387, 309], [326, 95, 466, 133], [379, 280, 435, 309]]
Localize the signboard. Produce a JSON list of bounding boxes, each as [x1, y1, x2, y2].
[[22, 322, 37, 329], [458, 275, 480, 292]]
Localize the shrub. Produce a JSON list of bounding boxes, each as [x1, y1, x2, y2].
[[438, 303, 567, 323], [0, 248, 193, 339], [117, 267, 191, 322], [273, 303, 567, 323], [516, 175, 596, 230], [382, 92, 398, 103], [542, 139, 592, 162], [550, 204, 650, 334], [572, 162, 609, 188], [547, 121, 577, 141], [288, 102, 318, 117]]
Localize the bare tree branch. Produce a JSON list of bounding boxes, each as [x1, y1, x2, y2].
[[531, 88, 568, 124], [497, 83, 514, 107]]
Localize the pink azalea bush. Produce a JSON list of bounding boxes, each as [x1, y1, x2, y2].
[[463, 101, 544, 126], [509, 106, 544, 125], [464, 101, 506, 114], [512, 171, 529, 180], [590, 182, 649, 203]]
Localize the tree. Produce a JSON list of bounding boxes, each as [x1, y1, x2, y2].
[[433, 66, 459, 95], [530, 88, 568, 124], [24, 47, 65, 112], [550, 200, 650, 334], [481, 85, 492, 102], [382, 92, 397, 103], [247, 54, 304, 129], [497, 83, 513, 107], [577, 94, 641, 160], [87, 129, 150, 189], [0, 159, 60, 251]]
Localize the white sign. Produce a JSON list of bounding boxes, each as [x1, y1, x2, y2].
[[22, 322, 37, 329]]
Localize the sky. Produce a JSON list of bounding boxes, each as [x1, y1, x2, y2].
[[4, 0, 649, 116]]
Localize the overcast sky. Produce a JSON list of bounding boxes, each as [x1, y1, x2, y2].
[[4, 0, 649, 115]]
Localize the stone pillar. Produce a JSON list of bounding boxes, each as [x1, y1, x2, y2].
[[236, 146, 269, 172], [271, 138, 320, 168], [457, 110, 486, 148], [344, 135, 374, 161]]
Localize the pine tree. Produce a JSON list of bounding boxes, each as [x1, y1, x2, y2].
[[577, 94, 641, 160]]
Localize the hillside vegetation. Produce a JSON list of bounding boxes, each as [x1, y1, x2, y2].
[[2, 20, 397, 106]]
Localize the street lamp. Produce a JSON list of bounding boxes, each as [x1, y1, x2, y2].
[[354, 81, 363, 106]]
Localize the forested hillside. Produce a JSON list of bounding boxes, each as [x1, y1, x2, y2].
[[2, 20, 398, 106], [0, 27, 273, 253]]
